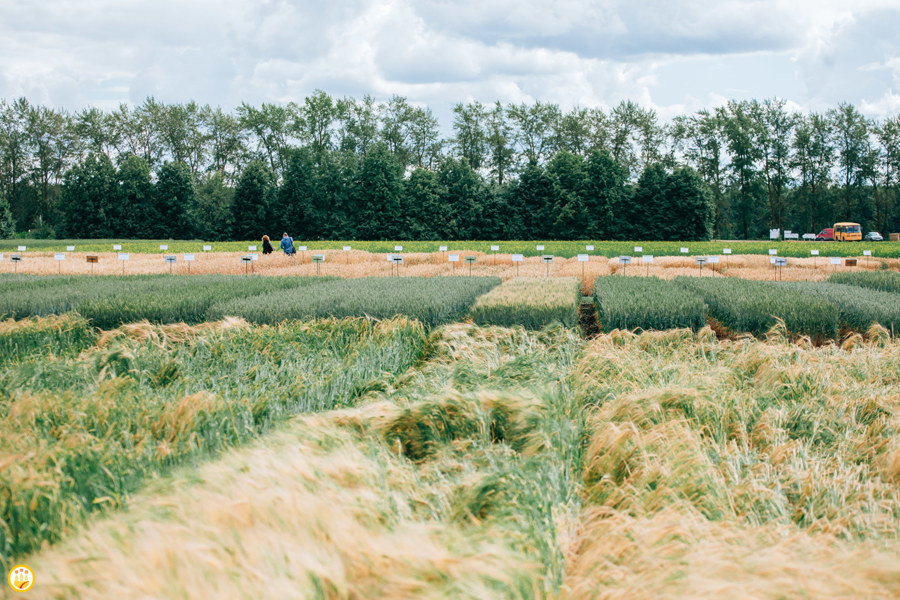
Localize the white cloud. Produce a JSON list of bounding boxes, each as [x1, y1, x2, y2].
[[0, 0, 898, 127]]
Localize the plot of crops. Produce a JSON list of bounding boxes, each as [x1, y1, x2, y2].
[[7, 318, 900, 598]]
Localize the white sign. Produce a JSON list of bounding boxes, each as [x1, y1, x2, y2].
[[386, 253, 395, 262], [391, 256, 404, 264], [241, 255, 253, 262], [160, 244, 168, 250], [184, 254, 195, 262], [634, 246, 643, 253], [250, 253, 259, 261], [542, 255, 554, 263], [695, 256, 708, 265], [723, 248, 732, 255], [203, 245, 212, 251], [298, 245, 307, 251], [439, 245, 448, 252], [0, 253, 3, 260], [577, 254, 589, 262], [113, 244, 122, 250], [66, 246, 75, 252], [769, 256, 777, 264], [248, 245, 257, 251], [512, 254, 524, 262], [618, 256, 631, 264], [118, 253, 129, 261], [680, 247, 689, 254], [164, 255, 177, 263], [811, 250, 820, 256], [448, 254, 459, 262], [586, 245, 594, 251], [54, 253, 65, 261], [490, 245, 499, 251], [830, 257, 841, 265], [311, 254, 325, 263], [770, 228, 780, 240], [708, 256, 720, 264], [17, 245, 26, 252], [642, 255, 654, 263], [536, 245, 545, 251], [863, 250, 872, 256], [802, 234, 816, 240], [394, 245, 403, 251], [343, 245, 351, 251], [784, 230, 792, 237], [769, 249, 777, 255], [775, 257, 787, 266]]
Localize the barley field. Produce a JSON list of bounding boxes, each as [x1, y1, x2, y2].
[[4, 241, 900, 598]]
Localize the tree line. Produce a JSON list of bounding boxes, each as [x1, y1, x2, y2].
[[0, 93, 897, 240]]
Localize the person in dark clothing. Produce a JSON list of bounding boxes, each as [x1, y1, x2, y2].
[[280, 232, 294, 256], [261, 235, 274, 255]]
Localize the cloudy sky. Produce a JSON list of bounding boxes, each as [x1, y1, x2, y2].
[[2, 0, 900, 128]]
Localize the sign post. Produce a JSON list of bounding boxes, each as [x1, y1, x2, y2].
[[164, 254, 177, 274], [391, 254, 403, 276], [863, 249, 872, 268], [312, 254, 325, 276], [241, 255, 252, 274], [695, 255, 707, 276], [490, 244, 499, 265], [577, 253, 588, 279], [54, 252, 65, 274], [184, 253, 195, 274], [642, 254, 653, 276], [830, 256, 840, 273], [811, 249, 819, 271], [465, 255, 477, 276], [118, 252, 129, 274], [542, 255, 553, 277], [708, 255, 720, 275], [512, 253, 524, 277], [618, 255, 631, 276], [774, 256, 787, 280], [449, 253, 459, 274], [203, 245, 212, 252], [723, 248, 732, 268], [86, 254, 98, 274], [439, 245, 447, 266]]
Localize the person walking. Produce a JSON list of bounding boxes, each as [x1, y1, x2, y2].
[[280, 232, 294, 256], [261, 235, 274, 255]]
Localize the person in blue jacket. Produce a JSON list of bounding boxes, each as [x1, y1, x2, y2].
[[280, 232, 294, 256]]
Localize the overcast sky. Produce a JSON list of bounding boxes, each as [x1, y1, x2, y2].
[[2, 0, 900, 128]]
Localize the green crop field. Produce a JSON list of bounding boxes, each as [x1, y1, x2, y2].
[[4, 263, 900, 597]]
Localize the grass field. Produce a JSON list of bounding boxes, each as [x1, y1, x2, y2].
[[9, 320, 900, 598], [4, 238, 900, 597]]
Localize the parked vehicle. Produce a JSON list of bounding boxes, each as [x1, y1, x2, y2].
[[816, 228, 834, 241], [834, 222, 862, 241], [865, 231, 883, 241]]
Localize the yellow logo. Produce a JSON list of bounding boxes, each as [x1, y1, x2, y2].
[[8, 565, 34, 592]]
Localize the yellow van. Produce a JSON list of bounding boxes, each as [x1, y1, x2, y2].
[[833, 222, 862, 241]]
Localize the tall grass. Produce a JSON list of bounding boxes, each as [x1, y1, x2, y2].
[[470, 277, 581, 329], [829, 269, 900, 293], [564, 327, 900, 597], [0, 314, 97, 366], [0, 316, 427, 570], [208, 276, 501, 328], [781, 281, 900, 334], [675, 276, 839, 340], [594, 275, 708, 332]]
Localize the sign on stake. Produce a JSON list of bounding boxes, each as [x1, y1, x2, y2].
[[542, 255, 554, 277], [67, 245, 75, 252], [465, 255, 476, 276], [54, 253, 65, 274], [512, 253, 523, 276], [118, 252, 129, 274], [203, 245, 212, 252]]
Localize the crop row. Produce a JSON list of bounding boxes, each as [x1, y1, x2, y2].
[[0, 275, 502, 330], [470, 277, 581, 329], [592, 275, 900, 339], [2, 238, 896, 258], [0, 316, 427, 569]]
